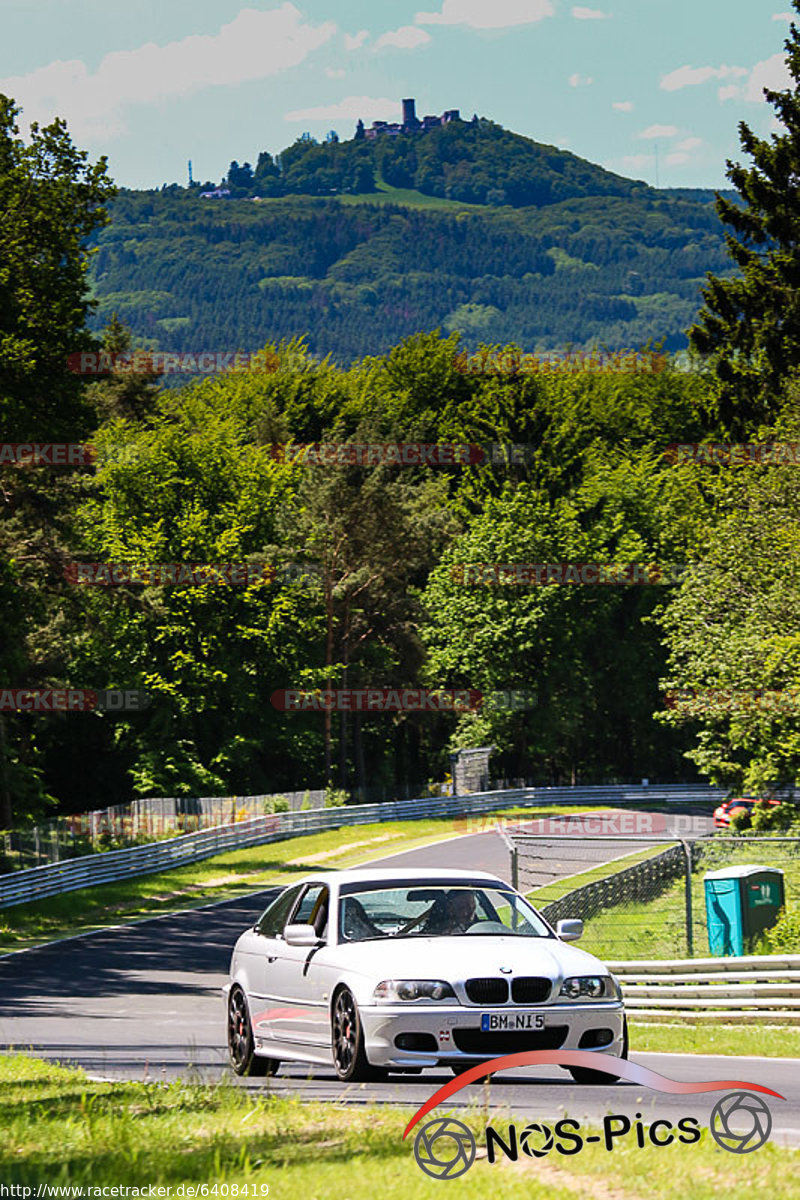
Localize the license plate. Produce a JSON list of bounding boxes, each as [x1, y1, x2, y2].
[[481, 1012, 545, 1032]]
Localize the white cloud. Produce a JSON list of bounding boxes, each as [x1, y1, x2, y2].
[[666, 152, 689, 166], [568, 72, 593, 87], [638, 124, 678, 139], [612, 100, 633, 111], [674, 136, 702, 152], [572, 5, 610, 17], [745, 51, 793, 100], [326, 67, 345, 78], [667, 53, 791, 104], [415, 0, 554, 29], [773, 11, 794, 20], [375, 26, 431, 49], [285, 96, 399, 122], [660, 63, 747, 91], [0, 4, 336, 142], [344, 30, 369, 50]]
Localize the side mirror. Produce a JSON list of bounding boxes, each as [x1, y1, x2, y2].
[[556, 918, 583, 942], [284, 923, 322, 947]]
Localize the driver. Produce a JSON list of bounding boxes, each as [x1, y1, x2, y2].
[[426, 889, 477, 935]]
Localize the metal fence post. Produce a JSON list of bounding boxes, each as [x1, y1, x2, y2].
[[679, 838, 693, 958], [495, 825, 518, 890]]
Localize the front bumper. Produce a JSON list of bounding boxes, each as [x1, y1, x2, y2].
[[360, 1001, 626, 1068]]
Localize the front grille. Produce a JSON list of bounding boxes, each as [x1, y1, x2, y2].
[[511, 977, 551, 1004], [465, 977, 509, 1005], [453, 1026, 569, 1054]]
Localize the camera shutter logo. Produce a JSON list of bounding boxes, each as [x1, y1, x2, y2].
[[710, 1092, 772, 1154], [414, 1117, 476, 1179], [519, 1123, 555, 1158]]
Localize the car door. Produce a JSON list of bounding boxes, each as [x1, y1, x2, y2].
[[268, 883, 333, 1049], [247, 884, 305, 1042]]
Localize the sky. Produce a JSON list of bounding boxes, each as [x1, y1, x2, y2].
[[0, 0, 795, 190]]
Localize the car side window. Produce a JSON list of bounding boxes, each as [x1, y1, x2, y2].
[[256, 885, 303, 938], [293, 885, 330, 938]]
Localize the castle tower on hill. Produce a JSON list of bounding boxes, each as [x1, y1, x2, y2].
[[402, 98, 418, 127], [361, 99, 460, 140]]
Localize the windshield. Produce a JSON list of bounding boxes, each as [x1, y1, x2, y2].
[[337, 884, 553, 943]]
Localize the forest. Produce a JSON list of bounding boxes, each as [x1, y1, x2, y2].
[[4, 9, 800, 826]]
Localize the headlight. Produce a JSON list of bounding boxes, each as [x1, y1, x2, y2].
[[372, 979, 457, 1003], [558, 976, 613, 1000]]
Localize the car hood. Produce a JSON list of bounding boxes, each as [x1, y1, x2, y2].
[[326, 934, 611, 985]]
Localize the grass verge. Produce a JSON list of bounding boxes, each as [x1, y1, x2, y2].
[[630, 1021, 800, 1058], [527, 843, 673, 907], [0, 1054, 796, 1196], [0, 804, 580, 955], [563, 841, 800, 961]]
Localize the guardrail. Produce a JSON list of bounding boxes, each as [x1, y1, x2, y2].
[[0, 783, 722, 909], [608, 954, 800, 1024]]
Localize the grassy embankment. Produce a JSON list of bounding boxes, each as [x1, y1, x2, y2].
[[0, 1055, 797, 1197]]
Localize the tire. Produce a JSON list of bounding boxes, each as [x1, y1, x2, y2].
[[568, 1016, 629, 1085], [331, 987, 385, 1082], [228, 986, 280, 1078]]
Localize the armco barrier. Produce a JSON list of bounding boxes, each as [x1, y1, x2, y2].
[[0, 783, 723, 909], [609, 954, 800, 1024]]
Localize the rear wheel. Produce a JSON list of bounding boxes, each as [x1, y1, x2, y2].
[[228, 986, 280, 1077], [331, 987, 385, 1081], [568, 1017, 628, 1085]]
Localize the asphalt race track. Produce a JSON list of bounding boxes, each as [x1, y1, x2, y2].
[[2, 811, 798, 1147]]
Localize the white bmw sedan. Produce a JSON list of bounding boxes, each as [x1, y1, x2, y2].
[[225, 868, 627, 1084]]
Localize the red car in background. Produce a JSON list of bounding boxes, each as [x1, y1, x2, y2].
[[713, 796, 781, 829]]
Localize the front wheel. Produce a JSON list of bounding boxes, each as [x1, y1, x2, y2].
[[228, 986, 280, 1077], [567, 1017, 628, 1085], [331, 987, 384, 1081]]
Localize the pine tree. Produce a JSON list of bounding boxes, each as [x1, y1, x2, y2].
[[689, 1, 800, 431]]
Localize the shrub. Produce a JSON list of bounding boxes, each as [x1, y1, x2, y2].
[[264, 796, 290, 813], [324, 787, 349, 808], [759, 906, 800, 953]]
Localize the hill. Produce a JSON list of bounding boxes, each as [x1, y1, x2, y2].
[[235, 117, 647, 209], [86, 117, 734, 361]]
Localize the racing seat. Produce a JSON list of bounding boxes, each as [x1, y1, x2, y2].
[[341, 897, 381, 941]]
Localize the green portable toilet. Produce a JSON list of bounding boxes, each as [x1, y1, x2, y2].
[[704, 865, 785, 956]]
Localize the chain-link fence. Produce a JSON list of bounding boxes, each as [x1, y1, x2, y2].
[[507, 830, 800, 960], [0, 789, 327, 872]]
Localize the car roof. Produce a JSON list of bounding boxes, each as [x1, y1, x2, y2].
[[280, 867, 507, 888]]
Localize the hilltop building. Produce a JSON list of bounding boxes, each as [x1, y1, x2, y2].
[[360, 98, 461, 140]]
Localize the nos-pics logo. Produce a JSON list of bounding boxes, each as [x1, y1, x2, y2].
[[403, 1051, 783, 1180]]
